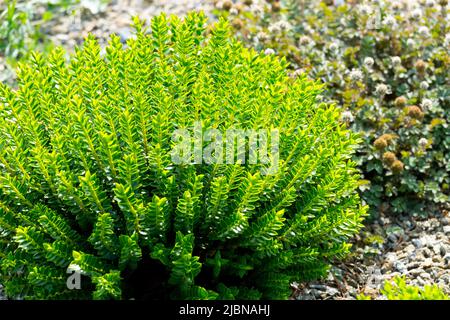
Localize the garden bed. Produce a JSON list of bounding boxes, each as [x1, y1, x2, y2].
[[0, 0, 448, 301]]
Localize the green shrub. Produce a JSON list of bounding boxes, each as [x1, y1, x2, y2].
[[0, 12, 366, 300], [357, 276, 449, 300], [218, 0, 450, 216]]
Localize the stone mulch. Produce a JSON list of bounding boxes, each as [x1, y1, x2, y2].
[[48, 0, 216, 53], [293, 209, 450, 300]]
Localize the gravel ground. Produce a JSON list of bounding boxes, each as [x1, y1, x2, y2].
[[293, 209, 450, 300], [48, 0, 216, 53]]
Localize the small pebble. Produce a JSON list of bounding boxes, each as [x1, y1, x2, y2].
[[394, 261, 407, 273], [443, 226, 450, 234], [407, 262, 421, 270], [422, 258, 433, 268], [419, 272, 431, 279], [408, 268, 424, 276], [411, 239, 423, 249], [326, 287, 339, 296]]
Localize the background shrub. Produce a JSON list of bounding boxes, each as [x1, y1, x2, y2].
[[0, 0, 110, 84], [357, 276, 449, 300], [217, 0, 450, 216], [0, 0, 81, 60], [0, 12, 366, 299]]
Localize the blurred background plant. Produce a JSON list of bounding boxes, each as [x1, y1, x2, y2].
[[357, 275, 449, 300], [0, 0, 110, 83], [215, 0, 450, 217]]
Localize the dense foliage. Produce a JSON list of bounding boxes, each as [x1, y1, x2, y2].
[[0, 12, 366, 299], [217, 0, 450, 216]]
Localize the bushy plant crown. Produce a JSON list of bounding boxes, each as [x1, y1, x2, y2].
[[0, 12, 366, 300]]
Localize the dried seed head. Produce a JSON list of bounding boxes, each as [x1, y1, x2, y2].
[[406, 105, 424, 120], [415, 59, 427, 73], [394, 96, 407, 108], [379, 133, 398, 142], [222, 0, 233, 11], [244, 0, 253, 6], [374, 137, 388, 150], [234, 3, 244, 12], [232, 18, 244, 30], [391, 160, 404, 174], [382, 152, 397, 166], [272, 2, 281, 12]]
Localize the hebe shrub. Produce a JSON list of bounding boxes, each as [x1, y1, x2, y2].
[[0, 12, 366, 300]]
